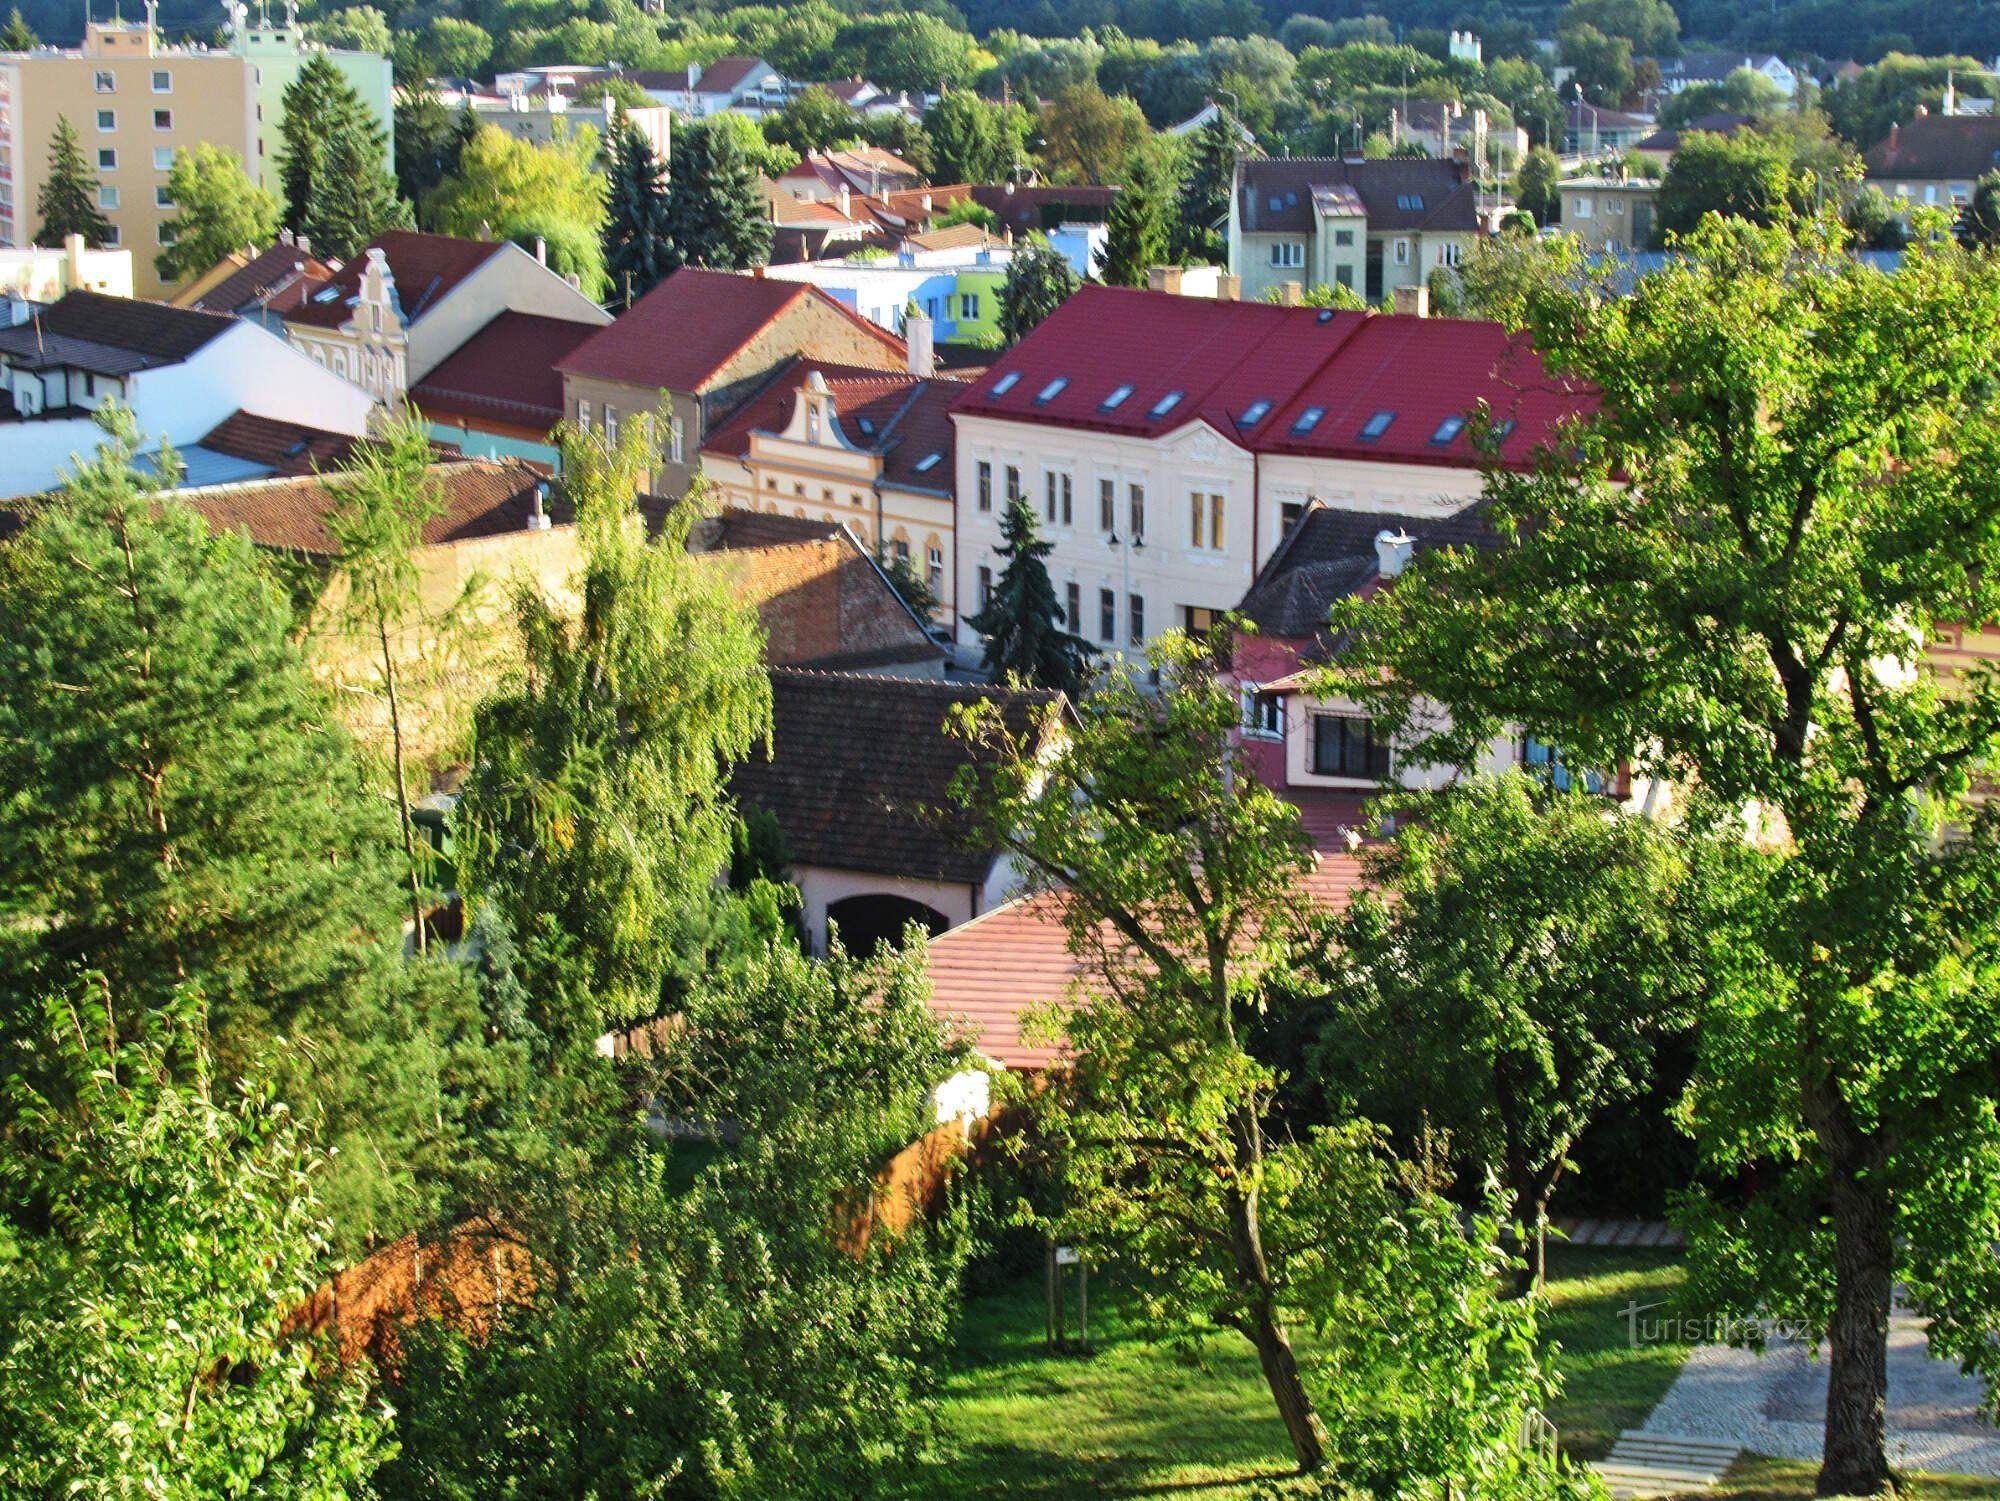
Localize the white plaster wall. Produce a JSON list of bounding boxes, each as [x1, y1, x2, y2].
[[796, 864, 977, 955], [405, 242, 611, 386]]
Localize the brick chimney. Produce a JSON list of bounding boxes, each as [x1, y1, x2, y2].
[[1393, 284, 1430, 317], [905, 306, 935, 378], [1217, 273, 1240, 301], [1278, 280, 1303, 307], [1146, 265, 1183, 294]]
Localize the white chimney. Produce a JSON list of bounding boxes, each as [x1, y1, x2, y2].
[[905, 306, 934, 377], [838, 183, 851, 217], [527, 481, 553, 530], [535, 235, 547, 265], [1375, 529, 1416, 578]]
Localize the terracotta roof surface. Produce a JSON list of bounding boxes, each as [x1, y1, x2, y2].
[[700, 531, 941, 671], [410, 311, 602, 430], [557, 268, 906, 391], [702, 359, 964, 491], [283, 230, 503, 330], [179, 459, 559, 555], [184, 243, 336, 316], [0, 290, 234, 374], [927, 854, 1369, 1070], [1235, 155, 1480, 234], [1863, 113, 2000, 179], [954, 286, 1589, 470], [198, 411, 371, 476], [729, 669, 1062, 884]]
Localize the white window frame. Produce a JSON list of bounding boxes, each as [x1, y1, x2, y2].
[[151, 69, 172, 94]]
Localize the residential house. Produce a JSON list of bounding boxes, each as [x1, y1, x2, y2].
[[1862, 112, 2000, 216], [1658, 51, 1798, 99], [1562, 101, 1658, 157], [776, 146, 926, 202], [1228, 156, 1482, 303], [970, 183, 1117, 277], [461, 88, 673, 159], [1632, 112, 1755, 165], [0, 234, 132, 301], [700, 330, 965, 619], [281, 230, 610, 404], [759, 244, 1012, 341], [173, 234, 335, 329], [410, 310, 603, 465], [728, 668, 1065, 955], [948, 286, 1587, 664], [0, 18, 391, 297], [1391, 98, 1528, 169], [1167, 99, 1259, 144], [1559, 174, 1662, 253], [555, 267, 910, 498], [632, 56, 789, 117], [0, 290, 373, 498]]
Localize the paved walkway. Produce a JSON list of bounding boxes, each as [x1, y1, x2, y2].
[[1640, 1309, 2000, 1477], [1554, 1217, 1683, 1248]]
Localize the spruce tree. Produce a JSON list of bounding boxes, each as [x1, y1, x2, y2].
[[1, 7, 37, 48], [666, 118, 772, 271], [964, 493, 1094, 695], [35, 114, 112, 248], [603, 119, 676, 307], [998, 236, 1081, 345], [277, 54, 405, 259], [1095, 151, 1171, 287], [1173, 113, 1238, 264]]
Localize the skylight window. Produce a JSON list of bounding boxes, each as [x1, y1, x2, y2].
[[1101, 383, 1134, 410], [1035, 377, 1068, 404], [1291, 406, 1326, 435], [1317, 308, 1335, 323], [313, 286, 340, 302], [1490, 419, 1517, 442], [1430, 415, 1465, 446], [1149, 391, 1183, 419], [857, 416, 875, 435], [1395, 193, 1426, 210], [989, 371, 1020, 397], [1359, 410, 1396, 441], [1239, 400, 1272, 426], [914, 451, 942, 472], [1267, 195, 1282, 212]]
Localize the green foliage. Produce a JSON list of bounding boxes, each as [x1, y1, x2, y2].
[[1094, 144, 1172, 286], [454, 422, 772, 1039], [1512, 144, 1562, 225], [1657, 67, 1786, 127], [0, 6, 36, 48], [155, 143, 280, 285], [422, 16, 493, 77], [1845, 182, 1908, 249], [828, 12, 981, 94], [34, 114, 111, 249], [1556, 23, 1631, 107], [1039, 82, 1149, 184], [762, 82, 862, 157], [308, 4, 390, 54], [924, 87, 1032, 184], [963, 494, 1093, 695], [278, 54, 406, 260], [877, 544, 941, 627], [1823, 53, 1994, 149], [602, 120, 674, 308], [1324, 210, 2000, 1494], [395, 92, 478, 216], [1650, 128, 1828, 245], [1958, 170, 2000, 248], [665, 116, 774, 271], [935, 195, 1001, 233], [425, 124, 608, 300], [0, 986, 394, 1498], [997, 234, 1082, 344], [1559, 0, 1679, 56]]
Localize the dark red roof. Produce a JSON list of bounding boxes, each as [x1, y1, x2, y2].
[[1862, 113, 2000, 180], [198, 411, 370, 476], [184, 243, 336, 317], [1235, 156, 1479, 234], [0, 290, 234, 374], [556, 268, 907, 393], [969, 183, 1119, 238], [410, 311, 603, 431], [952, 286, 1589, 471], [283, 231, 503, 330], [702, 360, 965, 491]]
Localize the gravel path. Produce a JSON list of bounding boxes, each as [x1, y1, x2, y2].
[[1639, 1310, 2000, 1477]]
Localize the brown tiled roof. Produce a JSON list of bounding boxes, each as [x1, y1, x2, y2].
[[557, 268, 906, 393], [1633, 113, 1755, 151], [691, 55, 767, 95], [927, 854, 1369, 1070], [701, 360, 963, 492], [729, 669, 1062, 884], [969, 183, 1119, 237], [706, 509, 842, 548], [283, 230, 503, 331], [0, 290, 234, 374], [1235, 156, 1479, 234], [903, 222, 1004, 253], [410, 311, 602, 431], [198, 411, 370, 476], [1863, 113, 2000, 180], [184, 243, 336, 316], [178, 459, 559, 555], [700, 532, 940, 671]]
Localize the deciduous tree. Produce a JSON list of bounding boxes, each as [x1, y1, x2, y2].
[[426, 124, 608, 299], [1039, 82, 1149, 184], [154, 144, 280, 284]]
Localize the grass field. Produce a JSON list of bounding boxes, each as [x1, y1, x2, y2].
[[887, 1242, 1695, 1498], [1712, 1455, 1995, 1499]]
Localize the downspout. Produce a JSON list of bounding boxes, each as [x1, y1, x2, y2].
[[1251, 447, 1261, 578]]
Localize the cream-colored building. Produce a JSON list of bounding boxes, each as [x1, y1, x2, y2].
[[0, 17, 390, 298], [1560, 175, 1661, 255], [0, 231, 131, 299]]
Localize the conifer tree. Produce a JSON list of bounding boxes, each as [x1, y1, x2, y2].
[[998, 236, 1081, 344], [964, 493, 1094, 695], [1095, 150, 1171, 287], [665, 118, 772, 271], [277, 54, 405, 260], [603, 119, 676, 307], [34, 114, 112, 248], [1, 7, 38, 49]]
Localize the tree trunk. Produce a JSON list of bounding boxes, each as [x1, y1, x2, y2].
[[1246, 1297, 1327, 1473], [1819, 1164, 1896, 1496]]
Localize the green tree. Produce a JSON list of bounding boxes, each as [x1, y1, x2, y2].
[[828, 12, 980, 94], [963, 494, 1093, 696], [948, 637, 1579, 1485], [1658, 67, 1786, 126], [1487, 56, 1564, 148], [0, 986, 394, 1499], [1324, 774, 1712, 1289], [1824, 53, 1991, 150], [426, 123, 608, 299], [1324, 213, 2000, 1496], [154, 144, 280, 284], [924, 87, 1031, 183], [1, 7, 38, 48], [1039, 82, 1150, 184], [307, 4, 389, 55], [761, 82, 861, 157], [1171, 111, 1237, 263], [1959, 169, 2000, 248], [422, 16, 492, 78], [1845, 182, 1907, 248], [877, 544, 940, 628], [34, 114, 112, 248], [1557, 24, 1632, 107], [1513, 143, 1562, 225], [1094, 147, 1171, 286], [665, 117, 774, 271], [997, 234, 1081, 345], [1559, 0, 1680, 57], [1651, 129, 1807, 243], [278, 54, 405, 260], [394, 90, 477, 214], [603, 119, 674, 308], [454, 420, 772, 1037]]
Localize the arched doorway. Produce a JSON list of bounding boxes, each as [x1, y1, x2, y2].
[[826, 894, 950, 956]]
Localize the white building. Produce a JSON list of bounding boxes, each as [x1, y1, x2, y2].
[[0, 234, 133, 301]]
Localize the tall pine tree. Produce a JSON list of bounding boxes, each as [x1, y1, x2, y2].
[[998, 236, 1081, 344], [603, 119, 676, 307], [277, 54, 405, 259], [1095, 150, 1171, 287], [35, 115, 112, 248], [964, 494, 1094, 695], [666, 118, 772, 271]]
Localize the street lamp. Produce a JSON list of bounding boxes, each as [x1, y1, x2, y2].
[[1106, 529, 1145, 654]]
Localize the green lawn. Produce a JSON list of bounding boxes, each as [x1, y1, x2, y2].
[[1712, 1455, 1995, 1499], [888, 1243, 1692, 1498]]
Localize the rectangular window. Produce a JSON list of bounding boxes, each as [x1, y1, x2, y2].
[[153, 146, 173, 170], [1269, 240, 1303, 268], [1333, 228, 1354, 246], [1004, 464, 1020, 503], [1065, 581, 1081, 632], [1210, 493, 1225, 551], [153, 109, 173, 130], [1099, 588, 1116, 642], [1312, 715, 1390, 777], [1183, 605, 1220, 635], [928, 546, 944, 596], [1522, 736, 1607, 794], [1189, 492, 1204, 548], [1571, 196, 1593, 219], [1439, 241, 1463, 266], [97, 185, 118, 209], [977, 459, 992, 511], [94, 71, 114, 93], [960, 293, 980, 318], [97, 148, 116, 170], [1393, 238, 1410, 264], [1128, 593, 1144, 645], [1045, 471, 1071, 525], [154, 185, 172, 208], [576, 398, 591, 427], [101, 223, 120, 246], [96, 109, 115, 130], [604, 407, 619, 446], [978, 564, 993, 608], [669, 414, 685, 464], [1281, 499, 1303, 535], [1128, 483, 1145, 539], [151, 69, 171, 93], [1241, 686, 1284, 739], [1099, 477, 1114, 532]]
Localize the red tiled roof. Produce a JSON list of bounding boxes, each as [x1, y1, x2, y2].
[[283, 230, 504, 330], [178, 459, 558, 555], [1862, 113, 2000, 180], [410, 311, 602, 430], [691, 55, 767, 95], [702, 360, 964, 491], [952, 286, 1590, 471], [926, 854, 1369, 1071], [198, 411, 370, 476], [700, 532, 940, 671], [969, 184, 1118, 238], [183, 243, 337, 316], [1236, 156, 1479, 234]]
